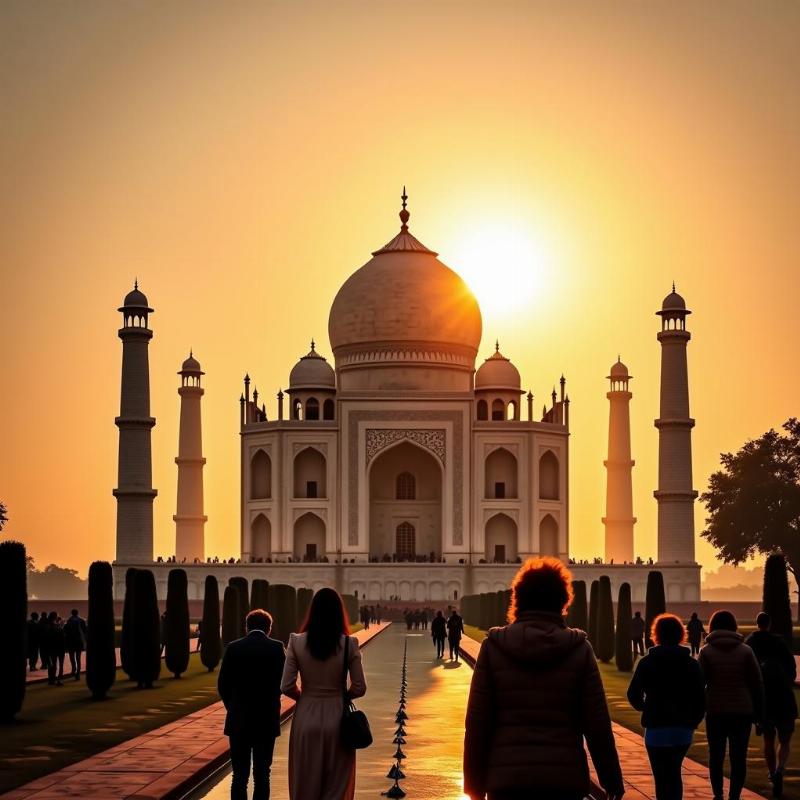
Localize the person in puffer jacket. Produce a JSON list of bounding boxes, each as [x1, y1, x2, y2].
[[463, 557, 625, 800], [699, 610, 764, 800]]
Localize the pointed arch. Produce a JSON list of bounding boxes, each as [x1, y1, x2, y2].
[[539, 450, 560, 500], [539, 513, 559, 557], [484, 447, 517, 499], [305, 397, 320, 420], [396, 521, 416, 559], [491, 399, 505, 421], [477, 399, 488, 421], [293, 512, 326, 561], [396, 471, 416, 500], [485, 513, 517, 563], [293, 447, 326, 498], [323, 398, 335, 420], [250, 449, 272, 499], [251, 513, 271, 561]]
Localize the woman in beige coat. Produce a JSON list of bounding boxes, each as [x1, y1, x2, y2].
[[281, 588, 366, 800]]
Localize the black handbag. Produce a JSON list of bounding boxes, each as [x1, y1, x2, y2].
[[340, 636, 372, 750]]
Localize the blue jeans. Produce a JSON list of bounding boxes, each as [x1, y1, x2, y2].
[[229, 735, 276, 800]]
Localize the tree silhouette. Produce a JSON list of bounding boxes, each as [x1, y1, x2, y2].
[[250, 579, 269, 613], [297, 587, 313, 627], [567, 580, 588, 631], [615, 582, 633, 672], [0, 501, 8, 531], [596, 576, 615, 663], [86, 561, 116, 699], [0, 540, 26, 721], [131, 569, 161, 688], [588, 580, 600, 648], [222, 585, 239, 647], [165, 569, 190, 678], [645, 571, 666, 649], [269, 584, 297, 644], [763, 553, 793, 644], [120, 567, 137, 679], [228, 577, 249, 638], [702, 418, 800, 615], [200, 575, 221, 672]]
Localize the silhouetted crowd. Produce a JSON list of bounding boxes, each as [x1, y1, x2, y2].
[[26, 609, 87, 685]]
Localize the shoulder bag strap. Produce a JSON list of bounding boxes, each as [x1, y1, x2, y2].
[[342, 635, 350, 703]]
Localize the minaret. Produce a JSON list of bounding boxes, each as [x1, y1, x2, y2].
[[603, 358, 636, 563], [174, 352, 207, 562], [113, 282, 157, 563], [654, 285, 697, 563]]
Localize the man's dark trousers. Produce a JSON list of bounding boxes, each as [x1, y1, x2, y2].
[[229, 734, 276, 800]]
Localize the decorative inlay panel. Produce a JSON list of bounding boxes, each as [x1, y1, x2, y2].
[[366, 428, 446, 465], [347, 410, 464, 546]]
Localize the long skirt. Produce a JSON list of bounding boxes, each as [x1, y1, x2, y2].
[[289, 693, 356, 800]]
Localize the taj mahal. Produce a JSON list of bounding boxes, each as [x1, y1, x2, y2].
[[111, 192, 701, 604]]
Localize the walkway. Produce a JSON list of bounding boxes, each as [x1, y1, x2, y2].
[[2, 625, 388, 800], [26, 647, 181, 685], [191, 623, 473, 800]]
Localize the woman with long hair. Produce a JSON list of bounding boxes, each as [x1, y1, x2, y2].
[[627, 613, 705, 799], [281, 587, 366, 800]]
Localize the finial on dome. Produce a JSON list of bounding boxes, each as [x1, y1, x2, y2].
[[495, 339, 500, 353], [399, 186, 410, 232], [134, 277, 138, 290], [190, 348, 193, 358], [310, 338, 316, 352], [672, 280, 676, 293]]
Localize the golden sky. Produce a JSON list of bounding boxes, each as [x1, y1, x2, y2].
[[2, 1, 798, 577]]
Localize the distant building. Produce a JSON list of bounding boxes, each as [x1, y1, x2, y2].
[[112, 192, 700, 604]]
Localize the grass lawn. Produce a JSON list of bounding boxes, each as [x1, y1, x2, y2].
[[462, 626, 796, 798], [0, 652, 219, 793]]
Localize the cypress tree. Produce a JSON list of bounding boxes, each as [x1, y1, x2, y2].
[[267, 585, 297, 643], [479, 593, 492, 631], [200, 575, 221, 671], [120, 566, 137, 679], [250, 579, 270, 612], [222, 585, 240, 646], [615, 582, 633, 672], [296, 587, 313, 627], [228, 577, 249, 638], [568, 580, 588, 630], [165, 569, 190, 678], [763, 553, 793, 644], [597, 575, 615, 663], [86, 561, 116, 699], [0, 540, 27, 721], [645, 571, 666, 648], [131, 569, 161, 688], [588, 580, 600, 648]]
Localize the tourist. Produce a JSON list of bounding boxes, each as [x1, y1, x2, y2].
[[45, 612, 65, 685], [745, 612, 797, 798], [686, 612, 705, 657], [431, 610, 447, 659], [464, 558, 624, 800], [281, 587, 366, 800], [217, 608, 286, 800], [631, 610, 645, 658], [27, 612, 40, 671], [446, 607, 464, 661], [699, 610, 764, 800], [63, 608, 87, 680], [38, 612, 51, 672], [627, 613, 705, 799]]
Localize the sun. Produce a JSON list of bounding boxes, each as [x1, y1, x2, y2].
[[446, 219, 551, 317]]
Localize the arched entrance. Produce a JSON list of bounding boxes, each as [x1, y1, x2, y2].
[[484, 513, 517, 563], [293, 447, 326, 498], [251, 514, 271, 561], [539, 513, 559, 556], [368, 440, 442, 561], [484, 447, 518, 499], [293, 512, 326, 561]]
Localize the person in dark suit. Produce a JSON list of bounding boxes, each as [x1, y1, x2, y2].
[[64, 609, 87, 680], [218, 608, 286, 800], [27, 612, 40, 671], [446, 608, 464, 661]]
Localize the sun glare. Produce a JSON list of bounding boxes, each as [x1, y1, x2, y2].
[[446, 220, 551, 317]]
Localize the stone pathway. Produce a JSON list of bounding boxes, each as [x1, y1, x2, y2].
[[191, 623, 474, 800], [458, 635, 766, 800], [2, 625, 388, 800]]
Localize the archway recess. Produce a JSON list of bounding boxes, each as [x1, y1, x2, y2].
[[368, 440, 442, 560], [294, 512, 326, 561], [484, 513, 517, 563]]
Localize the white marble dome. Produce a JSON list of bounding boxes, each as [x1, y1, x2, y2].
[[289, 344, 335, 390], [475, 346, 521, 391]]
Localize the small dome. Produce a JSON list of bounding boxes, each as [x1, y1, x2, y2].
[[180, 352, 203, 374], [289, 342, 335, 390], [120, 281, 152, 311], [608, 358, 630, 380], [475, 345, 521, 392], [658, 284, 690, 315]]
